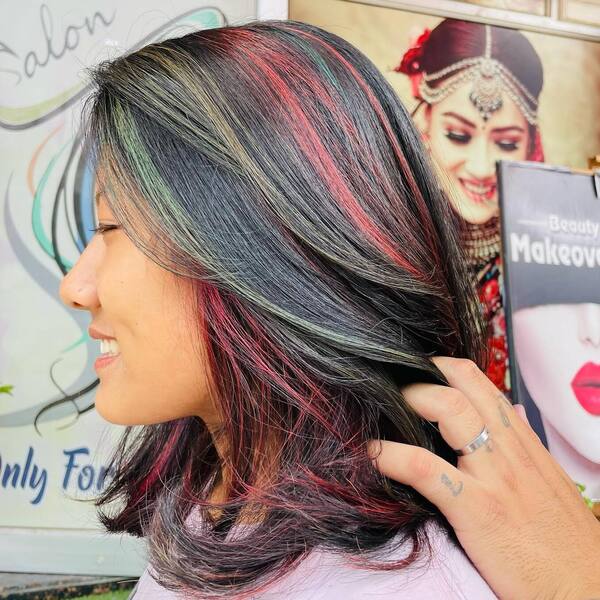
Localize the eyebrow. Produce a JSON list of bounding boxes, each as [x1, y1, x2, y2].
[[442, 111, 476, 128], [441, 111, 525, 133], [490, 125, 526, 134]]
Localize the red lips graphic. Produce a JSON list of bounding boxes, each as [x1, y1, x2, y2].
[[571, 362, 600, 416]]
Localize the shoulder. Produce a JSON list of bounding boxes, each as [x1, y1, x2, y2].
[[254, 520, 498, 600], [132, 521, 498, 599]]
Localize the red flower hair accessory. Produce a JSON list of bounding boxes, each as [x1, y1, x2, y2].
[[394, 28, 431, 76]]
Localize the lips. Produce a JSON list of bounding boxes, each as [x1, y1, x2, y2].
[[458, 178, 497, 205], [571, 362, 600, 416]]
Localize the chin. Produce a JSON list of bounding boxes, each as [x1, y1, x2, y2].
[[448, 187, 499, 225], [567, 428, 600, 464], [451, 200, 498, 225], [94, 395, 133, 426]]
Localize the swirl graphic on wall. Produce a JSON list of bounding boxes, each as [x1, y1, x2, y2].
[[1, 6, 228, 435]]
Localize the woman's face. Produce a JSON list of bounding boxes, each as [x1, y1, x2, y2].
[[59, 191, 216, 427], [424, 81, 531, 225], [512, 303, 600, 462]]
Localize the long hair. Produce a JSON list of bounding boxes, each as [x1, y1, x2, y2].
[[81, 19, 485, 598]]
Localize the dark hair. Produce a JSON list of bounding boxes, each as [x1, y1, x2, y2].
[[81, 19, 485, 598]]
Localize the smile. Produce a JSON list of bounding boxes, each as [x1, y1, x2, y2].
[[458, 178, 497, 204], [100, 339, 120, 355], [95, 339, 121, 372]]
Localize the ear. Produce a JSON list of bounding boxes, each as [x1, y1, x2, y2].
[[412, 102, 432, 147]]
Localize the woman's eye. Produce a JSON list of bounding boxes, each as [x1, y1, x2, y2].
[[495, 139, 520, 152], [89, 224, 120, 235], [444, 130, 471, 144]]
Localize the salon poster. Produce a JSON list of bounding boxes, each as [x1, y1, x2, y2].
[[289, 0, 600, 398], [0, 0, 264, 575], [498, 160, 600, 504]]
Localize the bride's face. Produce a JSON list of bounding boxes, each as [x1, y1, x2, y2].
[[512, 303, 600, 462], [59, 189, 217, 427], [422, 82, 531, 225]]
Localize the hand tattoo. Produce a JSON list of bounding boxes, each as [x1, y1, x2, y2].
[[441, 473, 464, 496], [498, 394, 512, 428]]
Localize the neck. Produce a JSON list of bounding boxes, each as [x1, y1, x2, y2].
[[461, 216, 501, 268], [203, 421, 274, 524]]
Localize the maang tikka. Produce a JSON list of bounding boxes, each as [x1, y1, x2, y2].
[[418, 24, 538, 125]]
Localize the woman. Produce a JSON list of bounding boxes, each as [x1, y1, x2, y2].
[[514, 301, 600, 499], [395, 19, 544, 394], [60, 20, 599, 599]]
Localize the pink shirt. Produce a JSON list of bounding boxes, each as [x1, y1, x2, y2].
[[131, 519, 498, 599]]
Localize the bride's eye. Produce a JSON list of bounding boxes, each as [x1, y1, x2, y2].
[[444, 129, 471, 144], [495, 139, 520, 152]]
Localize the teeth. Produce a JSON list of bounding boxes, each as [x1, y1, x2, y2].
[[463, 181, 494, 195], [100, 339, 120, 355]]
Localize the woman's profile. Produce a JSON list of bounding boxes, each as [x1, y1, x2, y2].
[[395, 19, 544, 394], [57, 18, 600, 600]]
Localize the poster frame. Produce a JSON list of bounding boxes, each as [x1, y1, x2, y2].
[[344, 0, 600, 41]]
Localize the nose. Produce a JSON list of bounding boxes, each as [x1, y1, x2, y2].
[[464, 136, 495, 181], [577, 303, 600, 347], [59, 241, 101, 311]]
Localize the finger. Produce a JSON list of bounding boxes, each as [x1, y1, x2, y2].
[[432, 357, 523, 437], [433, 357, 578, 499], [402, 383, 514, 485], [402, 383, 485, 451], [367, 439, 484, 532], [513, 404, 530, 426], [514, 405, 586, 505]]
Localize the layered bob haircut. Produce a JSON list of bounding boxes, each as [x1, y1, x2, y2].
[[82, 19, 486, 599]]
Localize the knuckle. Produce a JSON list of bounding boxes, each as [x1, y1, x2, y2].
[[410, 447, 435, 480], [443, 389, 471, 419], [456, 358, 481, 381]]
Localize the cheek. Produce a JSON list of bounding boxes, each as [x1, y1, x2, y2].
[[513, 312, 577, 402], [516, 140, 529, 160], [94, 259, 214, 424], [94, 330, 212, 426], [491, 141, 528, 161], [428, 130, 465, 171]]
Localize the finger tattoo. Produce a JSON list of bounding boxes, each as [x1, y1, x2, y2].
[[441, 473, 464, 496], [497, 395, 512, 428]]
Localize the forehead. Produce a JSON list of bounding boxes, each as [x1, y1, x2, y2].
[[434, 82, 527, 129]]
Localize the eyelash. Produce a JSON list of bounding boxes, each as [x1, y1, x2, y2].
[[89, 224, 119, 235], [445, 130, 470, 144], [497, 140, 520, 151], [444, 130, 520, 151]]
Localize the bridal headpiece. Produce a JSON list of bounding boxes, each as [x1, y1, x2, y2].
[[395, 24, 538, 126]]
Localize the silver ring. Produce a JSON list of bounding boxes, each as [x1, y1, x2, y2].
[[454, 425, 490, 456]]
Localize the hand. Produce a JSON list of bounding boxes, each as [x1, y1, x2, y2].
[[368, 356, 600, 600]]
